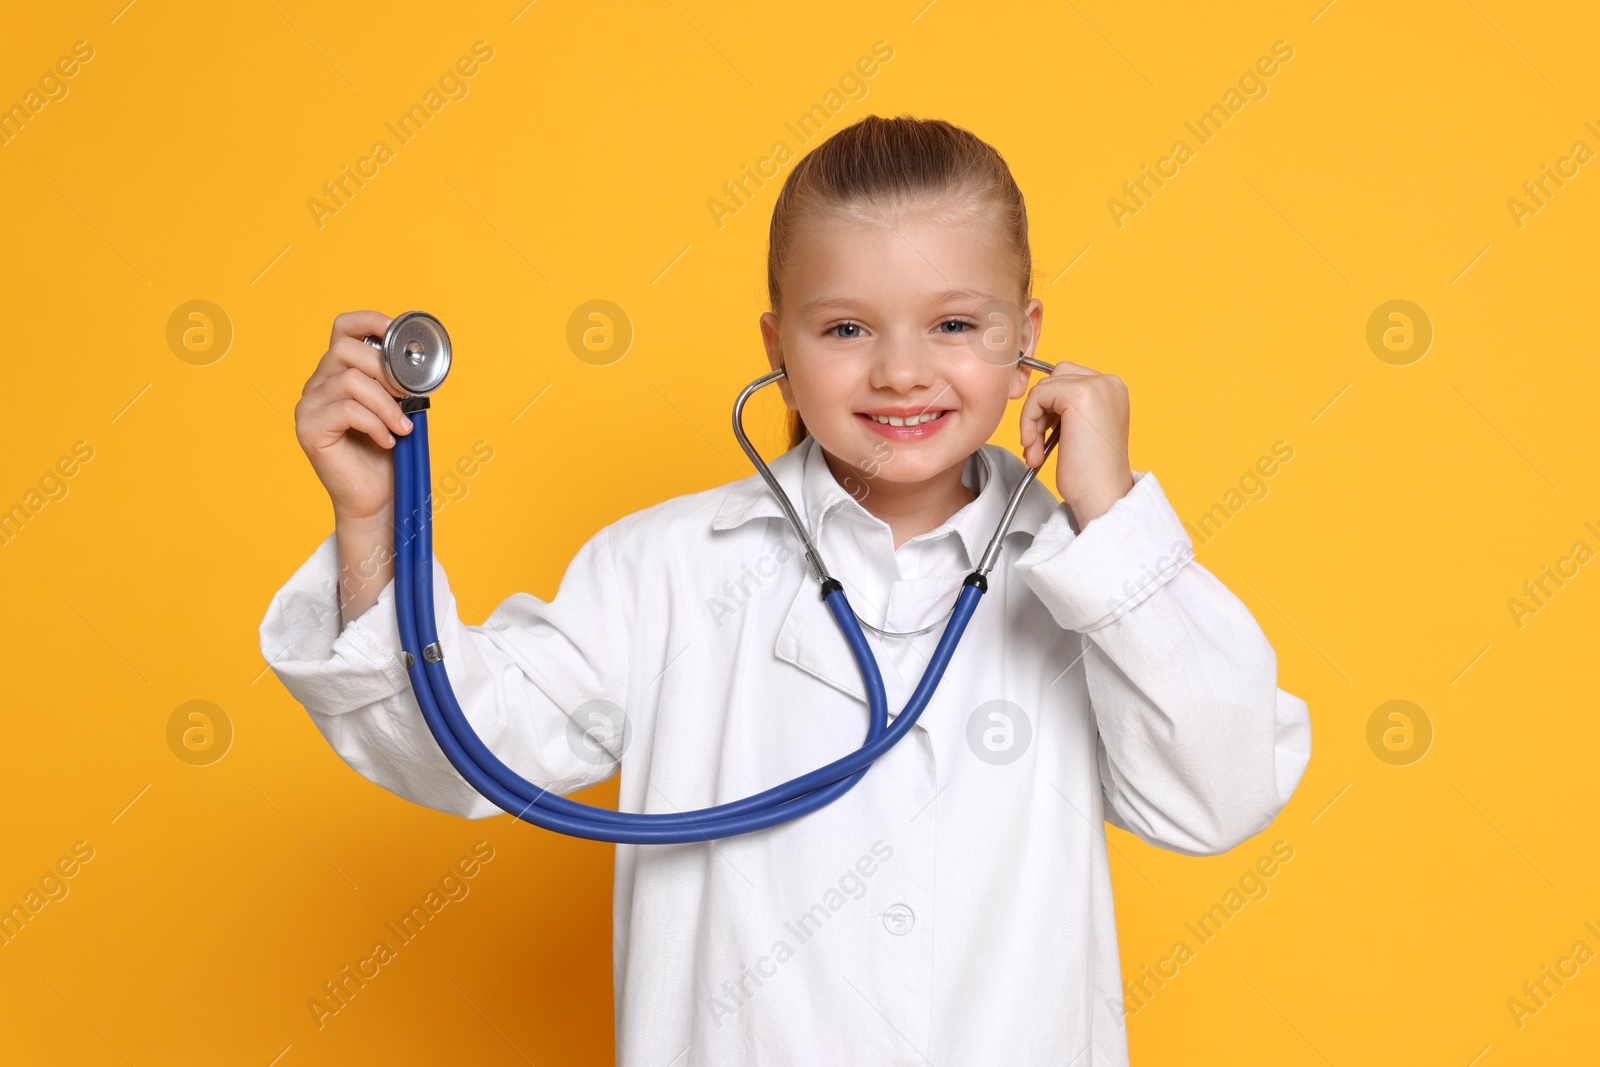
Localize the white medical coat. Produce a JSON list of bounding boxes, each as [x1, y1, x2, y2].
[[258, 434, 1312, 1066]]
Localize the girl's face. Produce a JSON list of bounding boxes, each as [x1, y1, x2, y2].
[[760, 200, 1044, 491]]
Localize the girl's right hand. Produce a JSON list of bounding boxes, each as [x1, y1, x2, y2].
[[294, 310, 416, 523]]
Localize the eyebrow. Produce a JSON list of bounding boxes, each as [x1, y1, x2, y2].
[[797, 287, 996, 316]]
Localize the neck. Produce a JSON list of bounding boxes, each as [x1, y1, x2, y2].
[[819, 446, 977, 550]]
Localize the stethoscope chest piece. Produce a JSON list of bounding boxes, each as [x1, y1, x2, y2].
[[364, 310, 452, 398]]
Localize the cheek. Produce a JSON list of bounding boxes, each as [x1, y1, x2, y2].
[[954, 368, 1013, 419], [787, 346, 857, 411]]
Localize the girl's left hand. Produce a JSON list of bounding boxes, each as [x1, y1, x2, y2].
[[1019, 360, 1134, 528]]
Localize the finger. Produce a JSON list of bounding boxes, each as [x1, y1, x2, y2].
[[327, 366, 414, 436], [1034, 410, 1063, 467], [321, 396, 398, 449], [1018, 397, 1055, 468], [1019, 383, 1056, 466], [1025, 404, 1048, 468], [309, 334, 409, 399], [1018, 393, 1038, 465], [331, 309, 393, 348]]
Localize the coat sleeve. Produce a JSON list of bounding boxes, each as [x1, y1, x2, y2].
[[256, 524, 634, 819], [1011, 471, 1312, 856]]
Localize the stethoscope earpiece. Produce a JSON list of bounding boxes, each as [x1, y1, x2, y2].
[[1019, 353, 1052, 374]]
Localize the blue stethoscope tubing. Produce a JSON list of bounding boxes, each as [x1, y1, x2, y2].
[[396, 412, 986, 843], [382, 314, 1059, 843]]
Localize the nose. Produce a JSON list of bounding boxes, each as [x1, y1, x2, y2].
[[865, 329, 939, 394]]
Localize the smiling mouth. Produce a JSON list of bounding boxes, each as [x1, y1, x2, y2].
[[859, 410, 949, 427]]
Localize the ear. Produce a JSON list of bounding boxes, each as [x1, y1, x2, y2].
[[759, 311, 797, 410], [1008, 298, 1045, 400]]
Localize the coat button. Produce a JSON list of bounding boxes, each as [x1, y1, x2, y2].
[[882, 902, 915, 935]]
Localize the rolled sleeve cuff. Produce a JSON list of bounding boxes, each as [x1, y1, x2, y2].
[[257, 532, 412, 715], [1011, 470, 1195, 632]]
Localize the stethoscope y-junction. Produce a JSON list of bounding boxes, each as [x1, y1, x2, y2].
[[368, 311, 1060, 844]]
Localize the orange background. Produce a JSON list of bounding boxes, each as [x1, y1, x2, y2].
[[2, 1, 1597, 1063]]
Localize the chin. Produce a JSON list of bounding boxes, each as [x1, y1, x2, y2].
[[847, 443, 970, 481]]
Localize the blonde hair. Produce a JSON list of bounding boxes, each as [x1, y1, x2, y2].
[[766, 114, 1034, 450]]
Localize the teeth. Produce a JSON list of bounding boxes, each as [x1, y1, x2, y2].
[[869, 411, 944, 427]]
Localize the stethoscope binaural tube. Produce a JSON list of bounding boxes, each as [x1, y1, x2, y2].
[[731, 354, 1062, 638], [383, 311, 1049, 842]]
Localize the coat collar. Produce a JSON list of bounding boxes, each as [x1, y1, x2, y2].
[[711, 435, 1062, 572], [711, 435, 1064, 711]]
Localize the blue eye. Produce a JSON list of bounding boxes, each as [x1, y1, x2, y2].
[[828, 319, 973, 338]]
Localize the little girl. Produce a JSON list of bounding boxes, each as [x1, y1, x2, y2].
[[261, 115, 1311, 1066]]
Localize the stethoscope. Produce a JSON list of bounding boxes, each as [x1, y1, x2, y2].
[[368, 310, 1060, 844]]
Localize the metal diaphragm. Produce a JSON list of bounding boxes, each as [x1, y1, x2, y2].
[[362, 311, 452, 396]]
